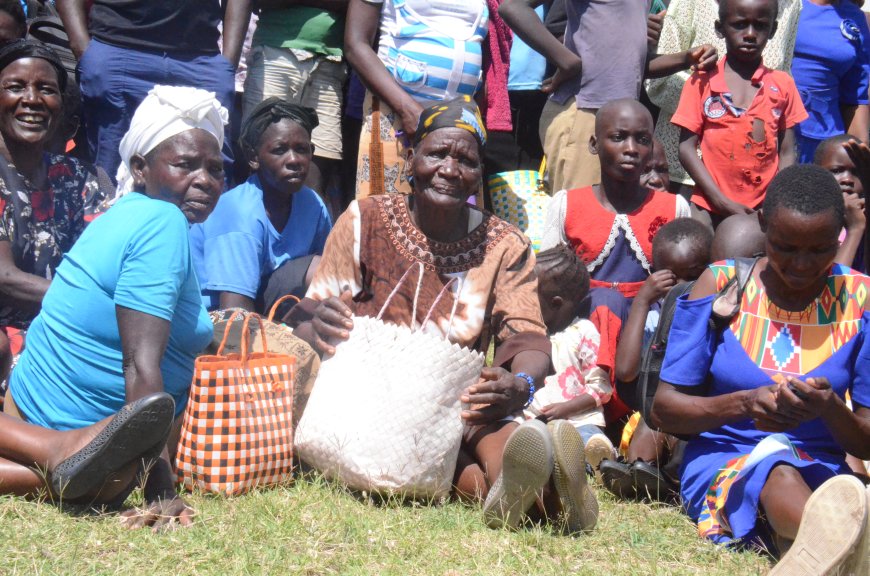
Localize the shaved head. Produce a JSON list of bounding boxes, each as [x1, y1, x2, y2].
[[711, 213, 766, 261], [594, 99, 653, 138]]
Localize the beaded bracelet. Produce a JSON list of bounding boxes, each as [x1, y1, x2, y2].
[[515, 372, 536, 409]]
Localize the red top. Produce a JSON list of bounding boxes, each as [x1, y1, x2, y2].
[[672, 57, 807, 213], [564, 186, 679, 286]]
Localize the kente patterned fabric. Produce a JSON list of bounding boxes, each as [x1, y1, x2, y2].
[[711, 261, 868, 379]]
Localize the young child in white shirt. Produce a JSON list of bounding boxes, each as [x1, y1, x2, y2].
[[524, 244, 616, 471]]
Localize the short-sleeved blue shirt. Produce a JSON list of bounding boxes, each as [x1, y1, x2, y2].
[[792, 0, 870, 139], [660, 261, 870, 454], [189, 175, 332, 310], [9, 193, 213, 430]]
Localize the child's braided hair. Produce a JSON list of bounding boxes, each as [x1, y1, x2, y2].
[[535, 243, 590, 297]]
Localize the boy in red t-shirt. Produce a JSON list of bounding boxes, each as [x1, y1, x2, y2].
[[672, 0, 807, 220]]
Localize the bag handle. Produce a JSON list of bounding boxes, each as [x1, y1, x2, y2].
[[420, 277, 462, 341], [369, 95, 386, 196], [215, 310, 270, 357], [377, 262, 425, 330], [710, 256, 759, 329], [240, 313, 270, 358], [216, 309, 247, 356], [267, 294, 301, 323]]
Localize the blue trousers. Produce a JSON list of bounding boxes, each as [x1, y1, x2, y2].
[[77, 39, 236, 181]]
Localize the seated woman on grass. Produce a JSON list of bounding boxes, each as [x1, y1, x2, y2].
[[190, 97, 332, 315], [652, 165, 870, 573], [292, 96, 598, 534], [0, 41, 112, 393], [3, 86, 224, 528]]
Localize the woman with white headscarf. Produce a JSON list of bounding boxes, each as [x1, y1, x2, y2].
[[2, 85, 226, 528]]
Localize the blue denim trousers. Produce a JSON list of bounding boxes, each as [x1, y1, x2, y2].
[[78, 39, 236, 180]]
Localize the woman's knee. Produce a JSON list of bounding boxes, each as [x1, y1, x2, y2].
[[766, 464, 809, 488]]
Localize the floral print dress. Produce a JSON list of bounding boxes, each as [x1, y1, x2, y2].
[[0, 153, 111, 329], [0, 153, 112, 402]]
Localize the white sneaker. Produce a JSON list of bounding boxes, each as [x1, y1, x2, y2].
[[483, 419, 554, 530], [584, 432, 616, 474], [843, 483, 870, 576], [549, 420, 598, 534], [770, 474, 868, 576]]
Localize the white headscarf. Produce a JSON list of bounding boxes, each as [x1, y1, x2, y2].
[[115, 85, 229, 196]]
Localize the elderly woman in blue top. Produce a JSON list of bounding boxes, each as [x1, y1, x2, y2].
[[4, 85, 224, 528], [190, 97, 332, 315]]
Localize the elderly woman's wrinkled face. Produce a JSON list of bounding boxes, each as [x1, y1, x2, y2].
[[410, 127, 481, 210], [137, 128, 224, 224], [0, 58, 61, 147], [763, 207, 840, 293]]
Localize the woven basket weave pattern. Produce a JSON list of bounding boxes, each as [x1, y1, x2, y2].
[[295, 315, 484, 499]]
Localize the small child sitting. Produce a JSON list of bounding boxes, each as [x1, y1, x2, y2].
[[673, 0, 807, 220], [813, 134, 867, 273], [524, 244, 617, 470], [606, 218, 713, 500]]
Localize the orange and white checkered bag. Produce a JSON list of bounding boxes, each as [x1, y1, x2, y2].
[[177, 311, 296, 496]]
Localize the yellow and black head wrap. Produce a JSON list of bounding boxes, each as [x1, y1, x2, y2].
[[413, 95, 487, 149]]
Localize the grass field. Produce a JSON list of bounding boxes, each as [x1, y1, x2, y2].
[[0, 476, 771, 575]]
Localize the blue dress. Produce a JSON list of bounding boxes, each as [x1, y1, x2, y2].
[[660, 260, 870, 545], [9, 193, 213, 429], [792, 0, 870, 163]]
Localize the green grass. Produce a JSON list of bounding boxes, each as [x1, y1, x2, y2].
[[0, 476, 771, 575]]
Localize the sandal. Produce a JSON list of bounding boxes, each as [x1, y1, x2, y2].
[[50, 393, 175, 501], [630, 460, 677, 502], [599, 458, 635, 500]]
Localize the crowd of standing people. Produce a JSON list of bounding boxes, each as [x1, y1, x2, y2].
[[0, 0, 866, 572]]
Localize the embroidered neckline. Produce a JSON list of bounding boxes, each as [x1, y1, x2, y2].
[[375, 194, 515, 273]]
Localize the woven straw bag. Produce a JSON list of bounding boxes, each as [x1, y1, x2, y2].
[[488, 157, 551, 252], [177, 312, 296, 496], [294, 263, 485, 499]]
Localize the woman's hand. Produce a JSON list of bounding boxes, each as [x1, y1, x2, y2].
[[461, 368, 529, 425], [311, 292, 354, 355], [120, 494, 195, 531], [776, 376, 839, 423], [120, 456, 194, 531], [744, 383, 803, 432]]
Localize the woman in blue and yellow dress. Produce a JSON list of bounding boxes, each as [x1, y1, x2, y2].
[[652, 164, 870, 574]]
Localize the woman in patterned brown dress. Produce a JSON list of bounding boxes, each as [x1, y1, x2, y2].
[[292, 97, 599, 533]]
